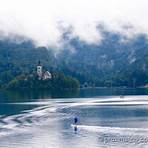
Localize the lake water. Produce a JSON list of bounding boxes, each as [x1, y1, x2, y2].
[[0, 88, 148, 148]]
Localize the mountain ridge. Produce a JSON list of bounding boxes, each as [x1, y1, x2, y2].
[[0, 30, 147, 88]]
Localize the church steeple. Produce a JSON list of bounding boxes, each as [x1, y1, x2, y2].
[[38, 60, 41, 66], [37, 60, 42, 79]]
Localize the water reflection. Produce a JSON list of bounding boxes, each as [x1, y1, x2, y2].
[[0, 97, 148, 148], [0, 89, 79, 103], [0, 88, 148, 147], [0, 88, 148, 103]]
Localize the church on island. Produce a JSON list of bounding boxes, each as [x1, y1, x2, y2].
[[36, 61, 52, 80]]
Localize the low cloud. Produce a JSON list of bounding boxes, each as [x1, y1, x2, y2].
[[0, 0, 148, 47]]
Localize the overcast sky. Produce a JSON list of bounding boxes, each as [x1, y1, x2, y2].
[[0, 0, 147, 47]]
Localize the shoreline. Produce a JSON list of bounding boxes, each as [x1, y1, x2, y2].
[[0, 86, 148, 92]]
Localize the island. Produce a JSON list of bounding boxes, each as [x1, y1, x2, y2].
[[5, 61, 80, 90]]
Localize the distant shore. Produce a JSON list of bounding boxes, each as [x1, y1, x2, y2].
[[80, 86, 148, 89], [0, 86, 148, 91]]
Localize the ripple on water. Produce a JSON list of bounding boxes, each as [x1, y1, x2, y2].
[[0, 97, 148, 148]]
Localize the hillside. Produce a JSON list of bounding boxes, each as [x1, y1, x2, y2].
[[0, 40, 55, 87], [57, 31, 148, 87], [0, 31, 148, 88]]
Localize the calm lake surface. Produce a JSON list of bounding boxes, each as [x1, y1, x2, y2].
[[0, 88, 148, 148]]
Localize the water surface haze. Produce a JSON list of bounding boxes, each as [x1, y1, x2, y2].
[[0, 88, 148, 148]]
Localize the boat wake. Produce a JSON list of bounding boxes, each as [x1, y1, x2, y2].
[[71, 124, 148, 135], [0, 104, 61, 138], [0, 96, 148, 139]]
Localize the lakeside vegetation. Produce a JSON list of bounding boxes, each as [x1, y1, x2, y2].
[[5, 72, 80, 90]]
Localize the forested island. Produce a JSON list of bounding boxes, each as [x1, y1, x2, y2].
[[6, 72, 79, 90], [4, 60, 79, 90]]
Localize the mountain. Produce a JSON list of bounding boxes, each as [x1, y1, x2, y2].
[[0, 30, 148, 88], [57, 31, 148, 87]]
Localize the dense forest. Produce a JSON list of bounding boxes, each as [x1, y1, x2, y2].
[[0, 30, 148, 88]]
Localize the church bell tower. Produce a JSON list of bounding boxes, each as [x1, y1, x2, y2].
[[37, 60, 42, 79]]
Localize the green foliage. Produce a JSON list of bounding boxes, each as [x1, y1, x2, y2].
[[57, 33, 148, 87], [51, 72, 79, 90], [6, 72, 79, 90], [0, 32, 148, 88], [0, 40, 55, 86]]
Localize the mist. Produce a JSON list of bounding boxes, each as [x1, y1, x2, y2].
[[0, 0, 148, 47]]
